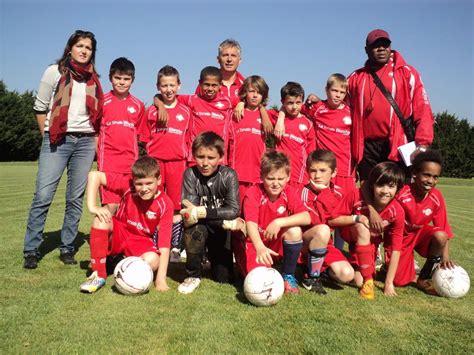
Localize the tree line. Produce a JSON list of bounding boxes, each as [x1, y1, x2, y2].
[[1, 81, 472, 178]]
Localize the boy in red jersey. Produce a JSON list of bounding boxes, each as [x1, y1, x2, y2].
[[80, 156, 172, 293], [268, 82, 315, 187], [228, 75, 269, 205], [233, 151, 311, 294], [139, 65, 190, 213], [394, 150, 455, 294], [155, 66, 233, 164], [97, 57, 145, 214], [299, 150, 354, 295], [330, 162, 405, 300]]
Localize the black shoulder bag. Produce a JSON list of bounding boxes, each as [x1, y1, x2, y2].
[[369, 70, 416, 142]]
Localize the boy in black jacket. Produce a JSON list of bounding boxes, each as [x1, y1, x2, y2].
[[178, 131, 241, 294]]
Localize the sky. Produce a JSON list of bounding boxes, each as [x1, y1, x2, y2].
[[1, 0, 473, 123]]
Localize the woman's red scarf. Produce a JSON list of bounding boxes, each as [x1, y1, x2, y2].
[[49, 59, 104, 144]]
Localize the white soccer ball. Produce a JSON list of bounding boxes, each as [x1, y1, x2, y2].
[[432, 265, 470, 299], [244, 267, 285, 307], [114, 256, 153, 295]]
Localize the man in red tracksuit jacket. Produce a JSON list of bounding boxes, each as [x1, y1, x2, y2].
[[347, 29, 434, 181]]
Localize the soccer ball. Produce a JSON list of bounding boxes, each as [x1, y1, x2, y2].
[[244, 267, 285, 307], [432, 265, 470, 298], [114, 256, 154, 295]]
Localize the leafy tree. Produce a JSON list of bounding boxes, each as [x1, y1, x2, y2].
[[431, 111, 474, 178], [0, 81, 41, 161]]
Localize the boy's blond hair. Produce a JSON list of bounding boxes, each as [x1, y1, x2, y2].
[[260, 151, 290, 179], [326, 73, 348, 90]]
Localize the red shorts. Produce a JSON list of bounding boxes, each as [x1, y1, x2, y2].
[[390, 225, 443, 286], [157, 159, 186, 211], [232, 233, 283, 277], [332, 175, 357, 197], [100, 173, 131, 204], [109, 219, 158, 257], [322, 242, 348, 271]]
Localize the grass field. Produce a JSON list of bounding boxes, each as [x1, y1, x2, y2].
[[1, 162, 473, 353]]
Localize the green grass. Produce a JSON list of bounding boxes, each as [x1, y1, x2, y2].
[[1, 162, 473, 353]]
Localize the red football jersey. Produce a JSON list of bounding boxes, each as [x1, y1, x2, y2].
[[98, 91, 145, 173], [140, 103, 191, 161], [106, 173, 173, 249], [228, 108, 266, 183], [396, 184, 453, 238], [243, 184, 307, 232], [305, 101, 354, 177], [334, 188, 405, 251], [299, 184, 343, 226], [178, 94, 232, 160], [269, 110, 316, 184]]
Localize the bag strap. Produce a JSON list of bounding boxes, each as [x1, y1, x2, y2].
[[369, 70, 412, 132]]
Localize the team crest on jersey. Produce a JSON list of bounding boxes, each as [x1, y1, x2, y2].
[[257, 118, 262, 124], [127, 106, 137, 114], [215, 101, 224, 109], [146, 211, 157, 220], [422, 208, 433, 216], [176, 114, 184, 122], [343, 116, 352, 125], [277, 205, 286, 214], [234, 89, 239, 95], [299, 124, 308, 132]]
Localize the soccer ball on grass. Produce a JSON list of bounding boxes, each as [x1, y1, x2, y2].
[[114, 256, 153, 295], [432, 265, 470, 298], [244, 267, 284, 306]]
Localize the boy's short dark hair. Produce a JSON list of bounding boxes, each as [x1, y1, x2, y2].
[[109, 57, 135, 79], [368, 161, 405, 192], [306, 149, 337, 172], [238, 75, 269, 106], [412, 149, 443, 174], [260, 151, 291, 178], [280, 81, 305, 101], [131, 156, 160, 179], [157, 65, 181, 85], [326, 73, 348, 90], [200, 66, 223, 83], [192, 131, 225, 157]]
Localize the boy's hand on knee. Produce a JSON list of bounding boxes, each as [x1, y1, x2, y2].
[[264, 220, 281, 240], [256, 246, 278, 265], [180, 199, 206, 227], [383, 282, 397, 297], [91, 206, 112, 224]]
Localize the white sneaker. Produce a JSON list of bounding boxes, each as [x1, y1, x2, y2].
[[178, 277, 201, 294], [414, 259, 421, 275], [170, 248, 181, 263]]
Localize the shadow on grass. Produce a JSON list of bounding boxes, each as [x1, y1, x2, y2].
[[38, 230, 88, 259]]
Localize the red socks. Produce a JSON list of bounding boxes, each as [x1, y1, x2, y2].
[[356, 244, 375, 281], [90, 227, 109, 278]]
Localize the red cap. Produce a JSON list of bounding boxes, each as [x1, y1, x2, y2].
[[366, 29, 391, 46]]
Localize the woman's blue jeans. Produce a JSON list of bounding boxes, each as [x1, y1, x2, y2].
[[23, 132, 95, 257]]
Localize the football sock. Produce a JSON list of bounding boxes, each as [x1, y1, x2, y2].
[[90, 227, 109, 278], [171, 220, 184, 249], [282, 240, 303, 275], [356, 244, 375, 281], [308, 247, 328, 278], [419, 255, 442, 280]]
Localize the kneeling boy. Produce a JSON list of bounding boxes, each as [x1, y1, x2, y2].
[[233, 151, 311, 294], [178, 131, 240, 294], [299, 149, 354, 295], [80, 156, 173, 293]]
